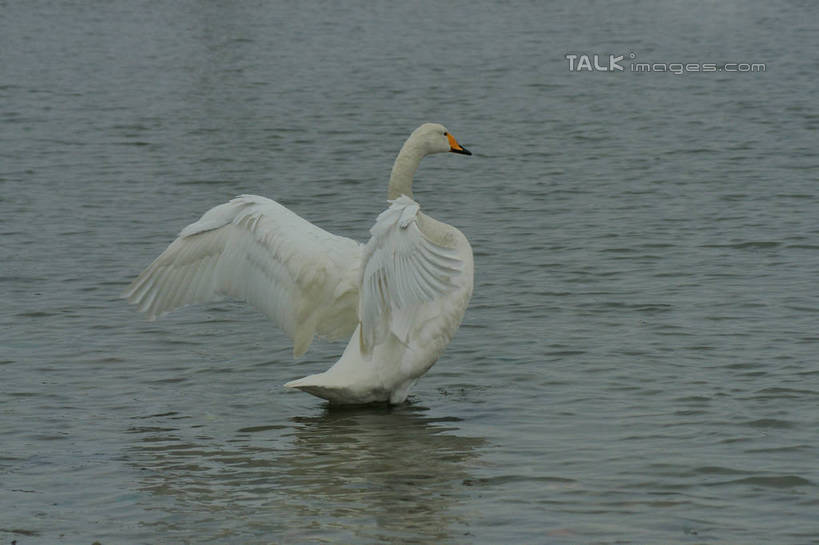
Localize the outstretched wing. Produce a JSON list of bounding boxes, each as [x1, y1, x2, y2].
[[359, 196, 463, 351], [123, 194, 362, 357]]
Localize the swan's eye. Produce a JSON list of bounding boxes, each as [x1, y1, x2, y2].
[[443, 131, 448, 136]]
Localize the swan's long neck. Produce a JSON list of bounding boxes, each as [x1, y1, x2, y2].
[[387, 139, 425, 200]]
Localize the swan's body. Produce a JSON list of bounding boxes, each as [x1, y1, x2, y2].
[[124, 123, 473, 404]]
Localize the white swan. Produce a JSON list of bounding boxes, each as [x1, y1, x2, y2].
[[124, 123, 473, 404]]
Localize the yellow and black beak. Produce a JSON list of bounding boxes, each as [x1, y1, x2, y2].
[[447, 132, 472, 155]]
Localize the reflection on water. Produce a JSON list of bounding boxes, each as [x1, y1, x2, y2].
[[128, 405, 485, 543]]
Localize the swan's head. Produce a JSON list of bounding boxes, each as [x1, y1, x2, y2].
[[409, 123, 472, 157], [388, 123, 471, 198]]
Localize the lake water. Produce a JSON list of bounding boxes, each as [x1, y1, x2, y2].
[[1, 1, 817, 543]]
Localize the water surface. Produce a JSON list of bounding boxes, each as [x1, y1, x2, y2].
[[1, 1, 817, 543]]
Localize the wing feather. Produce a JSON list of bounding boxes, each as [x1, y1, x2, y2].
[[359, 196, 463, 351], [124, 195, 362, 357]]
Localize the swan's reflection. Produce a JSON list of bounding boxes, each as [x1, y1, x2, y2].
[[280, 404, 484, 541], [128, 404, 485, 543]]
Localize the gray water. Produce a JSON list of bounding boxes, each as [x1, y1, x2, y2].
[[2, 1, 818, 543]]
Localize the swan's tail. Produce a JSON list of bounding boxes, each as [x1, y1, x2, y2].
[[285, 373, 388, 405]]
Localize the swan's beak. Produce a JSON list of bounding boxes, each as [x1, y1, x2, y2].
[[447, 133, 472, 155]]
